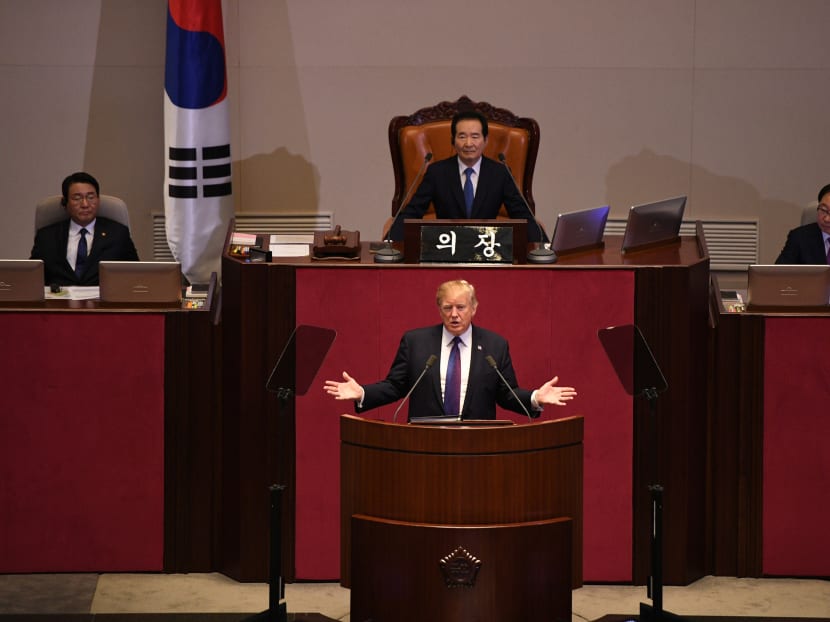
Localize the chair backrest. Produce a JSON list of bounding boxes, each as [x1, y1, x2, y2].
[[802, 202, 818, 226], [35, 194, 131, 231], [388, 95, 540, 219]]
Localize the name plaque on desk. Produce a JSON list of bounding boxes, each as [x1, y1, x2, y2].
[[404, 219, 528, 264]]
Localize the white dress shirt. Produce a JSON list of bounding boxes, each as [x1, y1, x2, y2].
[[457, 157, 482, 196]]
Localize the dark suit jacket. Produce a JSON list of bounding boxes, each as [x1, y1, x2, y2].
[[357, 324, 537, 421], [30, 216, 139, 286], [775, 223, 828, 265], [389, 155, 545, 242]]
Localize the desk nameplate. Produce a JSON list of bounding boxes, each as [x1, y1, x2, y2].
[[403, 219, 528, 264]]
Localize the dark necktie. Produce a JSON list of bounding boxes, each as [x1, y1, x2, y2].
[[463, 168, 474, 217], [826, 238, 830, 265], [75, 228, 88, 278], [444, 336, 461, 417]]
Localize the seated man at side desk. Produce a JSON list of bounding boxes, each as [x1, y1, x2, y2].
[[324, 279, 576, 421], [775, 182, 830, 264], [387, 110, 546, 242], [30, 171, 139, 286]]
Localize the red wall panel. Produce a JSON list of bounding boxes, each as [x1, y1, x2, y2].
[[294, 267, 635, 581], [0, 313, 165, 572]]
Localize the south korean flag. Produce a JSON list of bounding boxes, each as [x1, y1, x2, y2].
[[164, 0, 232, 285]]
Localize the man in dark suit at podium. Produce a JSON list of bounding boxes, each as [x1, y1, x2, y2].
[[324, 279, 576, 421], [775, 182, 830, 264], [387, 110, 545, 242], [30, 171, 139, 286]]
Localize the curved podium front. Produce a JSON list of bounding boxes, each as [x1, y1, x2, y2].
[[340, 414, 583, 622]]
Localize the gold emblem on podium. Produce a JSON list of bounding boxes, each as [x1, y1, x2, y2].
[[439, 546, 482, 587]]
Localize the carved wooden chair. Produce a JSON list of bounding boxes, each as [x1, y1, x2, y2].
[[387, 95, 540, 231]]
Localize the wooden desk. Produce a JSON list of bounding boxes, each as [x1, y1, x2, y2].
[[709, 280, 830, 577], [221, 230, 710, 586], [0, 300, 221, 573]]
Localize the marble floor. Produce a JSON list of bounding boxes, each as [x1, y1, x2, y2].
[[0, 573, 828, 621]]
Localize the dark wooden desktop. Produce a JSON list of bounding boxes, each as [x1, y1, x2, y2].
[[220, 226, 710, 587], [9, 228, 826, 583]]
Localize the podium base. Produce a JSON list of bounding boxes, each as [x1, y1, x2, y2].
[[639, 602, 687, 622], [240, 603, 287, 622]]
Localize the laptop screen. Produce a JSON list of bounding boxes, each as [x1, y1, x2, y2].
[[746, 264, 830, 309], [621, 195, 687, 253], [0, 259, 45, 302], [550, 205, 610, 254], [99, 261, 182, 304]]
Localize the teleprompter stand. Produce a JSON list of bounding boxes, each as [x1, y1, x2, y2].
[[242, 484, 288, 622], [598, 324, 685, 622], [243, 326, 336, 622]]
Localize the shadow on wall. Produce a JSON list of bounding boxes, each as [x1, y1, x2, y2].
[[83, 0, 167, 259], [236, 147, 319, 213], [80, 0, 320, 255], [605, 148, 802, 263]]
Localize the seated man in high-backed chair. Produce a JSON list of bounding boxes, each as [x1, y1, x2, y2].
[[31, 171, 139, 286], [388, 110, 546, 242]]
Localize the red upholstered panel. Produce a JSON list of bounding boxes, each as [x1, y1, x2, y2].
[[763, 318, 830, 576], [295, 268, 634, 581], [0, 313, 165, 572]]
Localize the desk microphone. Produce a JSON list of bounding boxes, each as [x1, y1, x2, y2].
[[484, 354, 533, 423], [375, 152, 433, 264], [392, 354, 438, 423], [497, 153, 557, 265]]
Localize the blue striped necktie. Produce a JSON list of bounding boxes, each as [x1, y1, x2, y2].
[[463, 168, 474, 216], [75, 228, 88, 278], [444, 336, 461, 417]]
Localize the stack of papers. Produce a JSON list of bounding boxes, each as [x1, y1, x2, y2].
[[44, 286, 100, 300], [185, 285, 209, 299], [270, 234, 313, 257]]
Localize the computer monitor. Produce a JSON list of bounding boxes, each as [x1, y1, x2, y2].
[[621, 195, 687, 253], [0, 259, 45, 302], [746, 264, 830, 310], [550, 205, 610, 254], [99, 261, 183, 304]]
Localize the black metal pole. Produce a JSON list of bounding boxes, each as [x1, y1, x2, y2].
[[639, 388, 685, 622], [268, 484, 287, 619], [646, 389, 663, 614], [649, 483, 664, 614], [242, 484, 288, 622]]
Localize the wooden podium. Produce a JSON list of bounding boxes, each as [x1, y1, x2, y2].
[[340, 414, 583, 622]]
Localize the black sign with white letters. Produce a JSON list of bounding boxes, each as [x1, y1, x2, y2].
[[419, 225, 514, 263]]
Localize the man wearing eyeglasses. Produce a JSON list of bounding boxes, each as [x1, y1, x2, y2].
[[775, 183, 830, 265], [30, 171, 139, 285]]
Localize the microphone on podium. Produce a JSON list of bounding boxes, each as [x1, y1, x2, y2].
[[392, 354, 438, 423], [497, 153, 557, 265], [375, 152, 433, 264], [484, 354, 533, 423]]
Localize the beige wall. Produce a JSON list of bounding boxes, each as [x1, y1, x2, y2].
[[2, 0, 829, 277]]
